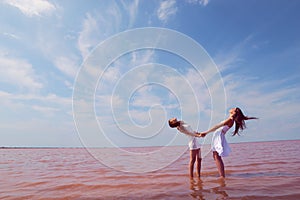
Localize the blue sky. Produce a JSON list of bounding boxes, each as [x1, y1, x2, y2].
[[1, 0, 300, 147]]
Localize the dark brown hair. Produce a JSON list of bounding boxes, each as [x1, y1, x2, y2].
[[232, 107, 258, 136], [168, 119, 180, 128]]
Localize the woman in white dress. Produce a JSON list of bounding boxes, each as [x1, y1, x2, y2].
[[168, 118, 202, 178], [200, 107, 257, 178]]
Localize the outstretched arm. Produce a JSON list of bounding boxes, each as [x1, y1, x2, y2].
[[246, 116, 259, 120], [200, 118, 231, 137], [178, 126, 200, 137], [187, 131, 201, 137]]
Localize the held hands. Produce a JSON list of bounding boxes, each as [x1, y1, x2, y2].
[[196, 132, 207, 137], [200, 132, 207, 137]]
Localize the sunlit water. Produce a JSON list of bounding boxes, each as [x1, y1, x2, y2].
[[1, 140, 300, 199]]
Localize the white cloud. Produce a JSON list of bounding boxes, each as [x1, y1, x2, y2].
[[157, 0, 178, 23], [0, 92, 71, 108], [224, 75, 300, 116], [130, 86, 162, 107], [94, 50, 156, 93], [213, 36, 300, 141], [0, 54, 42, 91], [77, 10, 121, 58], [101, 67, 121, 83], [0, 91, 72, 122], [96, 94, 123, 108], [0, 90, 74, 145], [77, 4, 124, 59], [77, 13, 100, 59], [223, 74, 300, 141], [77, 1, 141, 59], [4, 0, 56, 17], [2, 32, 20, 40], [32, 105, 59, 115], [54, 56, 79, 78], [121, 0, 140, 27], [186, 0, 210, 6], [130, 50, 155, 66], [214, 35, 254, 72]]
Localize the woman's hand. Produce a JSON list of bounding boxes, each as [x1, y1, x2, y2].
[[199, 132, 207, 137], [195, 132, 202, 137]]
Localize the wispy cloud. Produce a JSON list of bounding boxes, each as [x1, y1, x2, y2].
[[120, 0, 140, 27], [130, 86, 163, 108], [77, 13, 100, 58], [214, 35, 254, 72], [32, 105, 60, 115], [130, 50, 155, 66], [54, 56, 79, 78], [0, 92, 71, 108], [0, 53, 42, 91], [3, 0, 56, 17], [223, 73, 300, 140], [186, 0, 210, 6], [0, 88, 71, 119], [212, 35, 300, 141], [77, 9, 122, 58], [2, 32, 20, 40], [77, 1, 142, 59], [157, 0, 178, 23]]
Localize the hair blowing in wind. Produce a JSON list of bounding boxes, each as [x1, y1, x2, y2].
[[232, 107, 258, 136]]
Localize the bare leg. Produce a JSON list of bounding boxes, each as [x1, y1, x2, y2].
[[189, 150, 197, 177], [213, 151, 225, 178], [196, 149, 202, 178]]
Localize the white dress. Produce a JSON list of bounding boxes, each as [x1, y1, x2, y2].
[[211, 125, 231, 157], [177, 121, 201, 150]]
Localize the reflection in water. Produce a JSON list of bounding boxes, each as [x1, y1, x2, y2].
[[190, 178, 204, 199], [210, 178, 228, 199], [190, 178, 229, 199]]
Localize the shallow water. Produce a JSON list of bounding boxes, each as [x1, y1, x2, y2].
[[1, 140, 300, 199]]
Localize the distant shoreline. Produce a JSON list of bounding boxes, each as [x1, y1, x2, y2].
[[1, 139, 299, 149], [0, 146, 84, 149]]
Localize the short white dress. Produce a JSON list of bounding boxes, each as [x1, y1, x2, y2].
[[177, 121, 201, 150], [211, 125, 231, 157]]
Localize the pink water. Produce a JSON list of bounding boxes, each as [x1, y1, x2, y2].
[[1, 140, 300, 199]]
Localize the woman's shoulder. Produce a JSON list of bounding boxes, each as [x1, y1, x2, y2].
[[223, 117, 234, 127]]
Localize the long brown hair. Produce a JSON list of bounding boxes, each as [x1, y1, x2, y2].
[[232, 107, 257, 136]]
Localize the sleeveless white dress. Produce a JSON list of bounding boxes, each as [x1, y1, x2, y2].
[[177, 122, 201, 150], [211, 125, 231, 157]]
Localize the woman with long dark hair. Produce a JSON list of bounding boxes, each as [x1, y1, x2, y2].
[[200, 107, 257, 178], [168, 118, 202, 178]]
